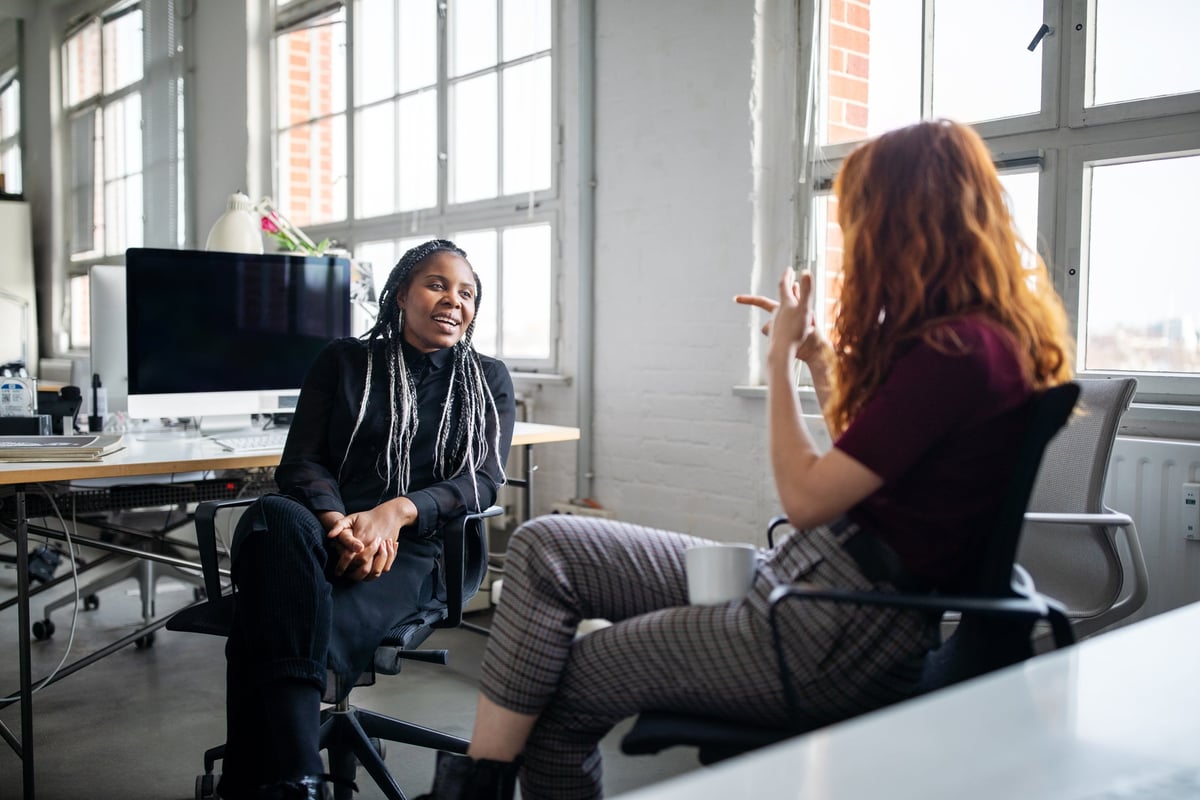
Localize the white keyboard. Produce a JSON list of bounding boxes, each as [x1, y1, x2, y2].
[[209, 430, 290, 452]]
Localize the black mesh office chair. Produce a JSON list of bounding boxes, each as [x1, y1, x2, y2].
[[622, 382, 1080, 765], [167, 497, 500, 800]]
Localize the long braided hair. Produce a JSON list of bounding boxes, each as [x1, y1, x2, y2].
[[341, 239, 505, 508]]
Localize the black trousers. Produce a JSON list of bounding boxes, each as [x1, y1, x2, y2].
[[221, 494, 444, 789]]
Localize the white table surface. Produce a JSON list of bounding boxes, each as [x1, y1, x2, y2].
[[0, 420, 580, 485], [615, 601, 1200, 799]]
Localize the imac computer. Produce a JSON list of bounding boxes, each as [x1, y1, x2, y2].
[[124, 248, 351, 423], [89, 264, 129, 414]]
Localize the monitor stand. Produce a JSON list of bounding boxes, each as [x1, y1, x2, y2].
[[197, 414, 257, 435]]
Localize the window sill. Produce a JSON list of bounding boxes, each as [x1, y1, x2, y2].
[[511, 371, 572, 387]]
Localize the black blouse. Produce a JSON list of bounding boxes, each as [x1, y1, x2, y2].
[[275, 337, 515, 538]]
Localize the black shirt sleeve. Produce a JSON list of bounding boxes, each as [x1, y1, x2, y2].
[[406, 356, 516, 538]]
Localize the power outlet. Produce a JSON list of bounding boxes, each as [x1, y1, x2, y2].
[[1184, 482, 1200, 541]]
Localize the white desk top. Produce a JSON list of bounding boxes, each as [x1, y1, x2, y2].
[[615, 601, 1200, 799], [0, 420, 580, 485]]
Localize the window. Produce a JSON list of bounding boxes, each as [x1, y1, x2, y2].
[[820, 0, 1052, 147], [60, 0, 185, 348], [61, 2, 185, 259], [273, 0, 558, 368], [0, 73, 20, 194], [794, 0, 1200, 400]]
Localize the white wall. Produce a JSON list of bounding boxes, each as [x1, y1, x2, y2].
[[526, 0, 780, 543]]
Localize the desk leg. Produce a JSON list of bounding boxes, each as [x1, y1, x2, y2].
[[523, 444, 537, 523], [15, 485, 35, 799]]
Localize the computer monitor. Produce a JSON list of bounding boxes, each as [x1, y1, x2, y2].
[[89, 264, 128, 413], [124, 248, 351, 421]]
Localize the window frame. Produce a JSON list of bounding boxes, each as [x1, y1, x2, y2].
[[1063, 133, 1200, 403], [269, 0, 562, 372], [1067, 0, 1200, 128], [61, 4, 146, 266], [0, 71, 21, 195], [788, 0, 1200, 409]]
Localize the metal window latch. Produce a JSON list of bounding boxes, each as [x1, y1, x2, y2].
[[1027, 23, 1054, 52]]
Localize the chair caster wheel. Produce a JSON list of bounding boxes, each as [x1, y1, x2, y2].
[[134, 632, 156, 649], [194, 586, 207, 602], [32, 619, 55, 640], [84, 594, 100, 610], [370, 736, 386, 761], [196, 772, 217, 800]]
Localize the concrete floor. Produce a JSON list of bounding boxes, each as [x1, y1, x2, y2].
[[0, 547, 698, 799]]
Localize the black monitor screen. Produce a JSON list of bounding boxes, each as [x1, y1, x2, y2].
[[125, 248, 351, 396]]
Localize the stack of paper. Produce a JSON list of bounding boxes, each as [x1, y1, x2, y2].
[[0, 434, 126, 462]]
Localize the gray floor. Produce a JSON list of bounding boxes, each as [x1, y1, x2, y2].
[[1, 544, 699, 799]]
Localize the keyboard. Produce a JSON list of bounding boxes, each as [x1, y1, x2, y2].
[[208, 430, 290, 452]]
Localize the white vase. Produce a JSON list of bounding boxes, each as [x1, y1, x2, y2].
[[205, 192, 264, 254]]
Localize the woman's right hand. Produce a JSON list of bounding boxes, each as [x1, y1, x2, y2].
[[735, 285, 831, 365]]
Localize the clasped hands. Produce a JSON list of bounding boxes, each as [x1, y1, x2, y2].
[[735, 267, 830, 366], [319, 497, 418, 582]]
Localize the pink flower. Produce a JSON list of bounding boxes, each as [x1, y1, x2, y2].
[[261, 215, 281, 234]]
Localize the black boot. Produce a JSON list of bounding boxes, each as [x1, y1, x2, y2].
[[415, 751, 519, 800], [255, 773, 357, 800]]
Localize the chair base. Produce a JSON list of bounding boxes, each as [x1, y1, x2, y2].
[[196, 704, 470, 800]]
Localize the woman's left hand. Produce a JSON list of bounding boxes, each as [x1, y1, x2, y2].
[[327, 497, 417, 581]]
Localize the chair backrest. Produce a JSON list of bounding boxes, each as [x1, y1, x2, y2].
[[972, 382, 1081, 595], [920, 382, 1079, 689], [1028, 378, 1135, 515], [1017, 377, 1138, 621]]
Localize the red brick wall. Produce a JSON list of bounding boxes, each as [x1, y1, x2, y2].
[[281, 25, 337, 228], [821, 0, 871, 328]]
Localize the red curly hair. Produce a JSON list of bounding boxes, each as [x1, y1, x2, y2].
[[826, 119, 1073, 435]]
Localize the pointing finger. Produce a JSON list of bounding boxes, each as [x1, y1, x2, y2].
[[734, 294, 780, 313]]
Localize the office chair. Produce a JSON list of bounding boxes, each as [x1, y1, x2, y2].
[[166, 497, 501, 800], [621, 382, 1080, 765], [1017, 377, 1148, 639], [36, 502, 207, 647]]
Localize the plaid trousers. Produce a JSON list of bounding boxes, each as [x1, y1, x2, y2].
[[479, 514, 940, 800]]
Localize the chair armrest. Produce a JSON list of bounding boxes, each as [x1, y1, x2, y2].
[[436, 504, 503, 629], [1023, 511, 1134, 526], [194, 497, 259, 601], [765, 581, 1075, 722], [1023, 508, 1149, 623], [767, 514, 790, 548], [766, 583, 1057, 620]]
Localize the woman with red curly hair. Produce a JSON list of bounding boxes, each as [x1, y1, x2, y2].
[[416, 119, 1073, 800]]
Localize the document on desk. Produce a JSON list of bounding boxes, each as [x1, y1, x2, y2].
[[0, 433, 126, 461]]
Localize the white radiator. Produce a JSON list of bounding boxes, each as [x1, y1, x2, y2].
[[1107, 437, 1200, 623]]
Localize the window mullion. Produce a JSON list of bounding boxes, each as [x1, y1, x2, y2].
[[495, 0, 503, 198], [437, 0, 449, 214], [920, 0, 934, 119]]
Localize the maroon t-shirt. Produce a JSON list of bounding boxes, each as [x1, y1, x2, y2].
[[835, 316, 1032, 591]]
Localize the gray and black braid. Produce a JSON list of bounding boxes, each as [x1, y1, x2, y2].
[[341, 239, 505, 508]]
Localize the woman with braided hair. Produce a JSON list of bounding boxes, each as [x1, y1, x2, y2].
[[217, 239, 515, 800]]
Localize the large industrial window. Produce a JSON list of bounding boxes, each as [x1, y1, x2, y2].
[[271, 0, 558, 368], [794, 0, 1200, 401]]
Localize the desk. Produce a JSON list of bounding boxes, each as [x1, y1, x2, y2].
[[614, 600, 1200, 799], [1, 420, 579, 800]]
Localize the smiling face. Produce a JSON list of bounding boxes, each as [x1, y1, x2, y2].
[[396, 251, 478, 353]]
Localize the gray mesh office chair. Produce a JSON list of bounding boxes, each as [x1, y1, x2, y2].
[[1017, 377, 1148, 639]]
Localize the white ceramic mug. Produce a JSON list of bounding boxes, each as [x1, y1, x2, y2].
[[685, 543, 758, 605]]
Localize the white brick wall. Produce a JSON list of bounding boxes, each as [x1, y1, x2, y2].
[[525, 0, 780, 543]]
